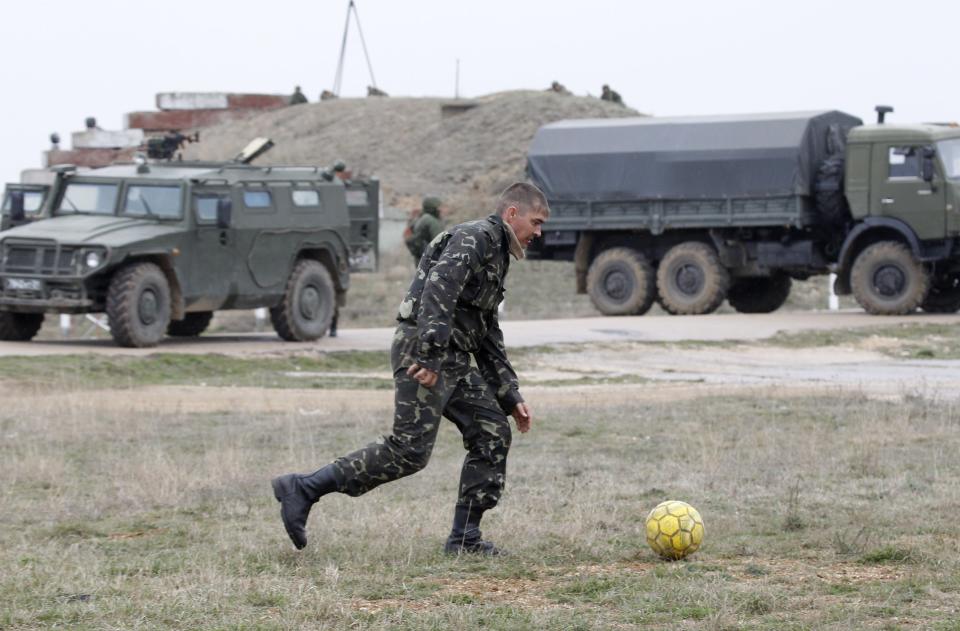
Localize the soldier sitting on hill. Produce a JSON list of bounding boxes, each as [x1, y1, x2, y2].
[[320, 90, 338, 101], [547, 81, 571, 95], [601, 84, 624, 105], [367, 85, 389, 97]]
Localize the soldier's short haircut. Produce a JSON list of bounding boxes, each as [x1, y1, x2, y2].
[[495, 182, 549, 217]]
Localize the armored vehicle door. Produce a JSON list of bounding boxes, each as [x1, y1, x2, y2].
[[187, 189, 238, 310], [873, 144, 946, 240], [2, 184, 48, 230], [344, 179, 379, 272]]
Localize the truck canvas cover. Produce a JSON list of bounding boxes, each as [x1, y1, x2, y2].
[[527, 110, 863, 201]]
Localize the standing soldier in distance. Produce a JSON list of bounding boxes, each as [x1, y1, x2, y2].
[[289, 86, 308, 105], [272, 183, 550, 555], [405, 196, 445, 262]]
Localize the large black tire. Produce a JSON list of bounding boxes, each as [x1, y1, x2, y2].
[[586, 247, 656, 315], [814, 154, 851, 226], [921, 274, 960, 313], [727, 274, 793, 314], [271, 259, 336, 341], [656, 242, 730, 315], [850, 241, 929, 315], [0, 312, 44, 341], [167, 311, 214, 337], [106, 262, 172, 348]]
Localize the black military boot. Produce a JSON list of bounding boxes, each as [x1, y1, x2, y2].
[[443, 503, 502, 556], [271, 465, 339, 550]]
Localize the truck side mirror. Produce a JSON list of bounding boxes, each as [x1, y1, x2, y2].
[[8, 191, 25, 223], [922, 147, 936, 183], [216, 197, 232, 229]]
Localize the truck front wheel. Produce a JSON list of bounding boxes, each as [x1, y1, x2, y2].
[[657, 242, 730, 315], [850, 241, 929, 315], [0, 312, 44, 341], [271, 259, 335, 341], [727, 274, 792, 314], [106, 262, 172, 347], [587, 247, 656, 315]]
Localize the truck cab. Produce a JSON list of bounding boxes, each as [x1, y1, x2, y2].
[[834, 122, 960, 313], [0, 161, 379, 347]]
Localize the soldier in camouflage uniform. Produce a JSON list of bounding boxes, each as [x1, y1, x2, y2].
[[601, 84, 624, 105], [405, 196, 445, 262], [272, 182, 550, 555]]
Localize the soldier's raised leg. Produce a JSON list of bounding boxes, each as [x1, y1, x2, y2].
[[272, 349, 454, 549]]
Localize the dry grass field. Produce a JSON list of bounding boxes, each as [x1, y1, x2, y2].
[[3, 326, 960, 629]]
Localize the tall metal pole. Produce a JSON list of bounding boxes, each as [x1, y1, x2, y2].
[[351, 1, 378, 89], [333, 0, 353, 96]]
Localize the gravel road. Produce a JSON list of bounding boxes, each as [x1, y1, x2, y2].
[[3, 310, 957, 357]]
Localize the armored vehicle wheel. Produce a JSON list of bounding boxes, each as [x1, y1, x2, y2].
[[271, 259, 335, 341], [587, 247, 656, 315], [106, 262, 172, 348], [656, 242, 730, 315], [850, 241, 929, 315], [167, 311, 214, 337], [0, 312, 44, 341], [921, 274, 960, 313], [727, 274, 793, 314]]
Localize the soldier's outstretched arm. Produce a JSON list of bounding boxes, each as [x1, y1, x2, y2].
[[414, 229, 488, 372]]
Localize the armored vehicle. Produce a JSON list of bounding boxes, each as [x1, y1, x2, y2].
[[0, 159, 379, 347], [527, 107, 960, 316]]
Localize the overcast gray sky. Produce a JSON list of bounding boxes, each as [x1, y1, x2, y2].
[[1, 0, 956, 185]]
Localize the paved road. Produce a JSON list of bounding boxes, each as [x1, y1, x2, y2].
[[3, 310, 958, 356]]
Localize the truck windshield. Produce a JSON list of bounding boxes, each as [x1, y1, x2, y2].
[[936, 139, 960, 180], [2, 190, 45, 214], [124, 185, 182, 219], [56, 183, 118, 215]]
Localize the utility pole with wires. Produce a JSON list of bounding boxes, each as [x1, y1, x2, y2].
[[332, 0, 379, 97]]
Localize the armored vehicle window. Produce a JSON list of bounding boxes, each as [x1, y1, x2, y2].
[[194, 195, 222, 223], [124, 185, 182, 219], [937, 139, 960, 180], [2, 190, 44, 214], [243, 191, 272, 208], [292, 190, 321, 207], [56, 183, 118, 215], [346, 190, 369, 206], [888, 147, 921, 179]]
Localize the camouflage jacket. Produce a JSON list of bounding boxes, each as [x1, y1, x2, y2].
[[405, 211, 443, 261], [396, 213, 522, 413]]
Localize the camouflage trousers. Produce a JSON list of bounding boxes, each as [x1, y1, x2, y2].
[[331, 326, 512, 510]]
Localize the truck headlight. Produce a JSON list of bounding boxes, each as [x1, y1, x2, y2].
[[85, 251, 102, 268]]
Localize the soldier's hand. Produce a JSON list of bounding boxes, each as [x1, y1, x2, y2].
[[512, 402, 532, 433], [406, 363, 438, 388]]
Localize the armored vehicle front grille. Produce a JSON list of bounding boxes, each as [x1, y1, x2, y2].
[[2, 242, 77, 276]]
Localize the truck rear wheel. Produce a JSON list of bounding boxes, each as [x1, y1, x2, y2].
[[167, 311, 214, 337], [106, 262, 172, 348], [271, 259, 335, 341], [727, 274, 792, 314], [587, 247, 656, 315], [850, 241, 929, 315], [657, 242, 730, 315], [0, 312, 44, 341]]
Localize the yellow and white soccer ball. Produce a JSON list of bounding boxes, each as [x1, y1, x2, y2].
[[645, 500, 704, 560]]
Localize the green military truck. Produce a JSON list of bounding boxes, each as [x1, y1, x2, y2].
[[526, 107, 960, 316], [0, 159, 378, 347]]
